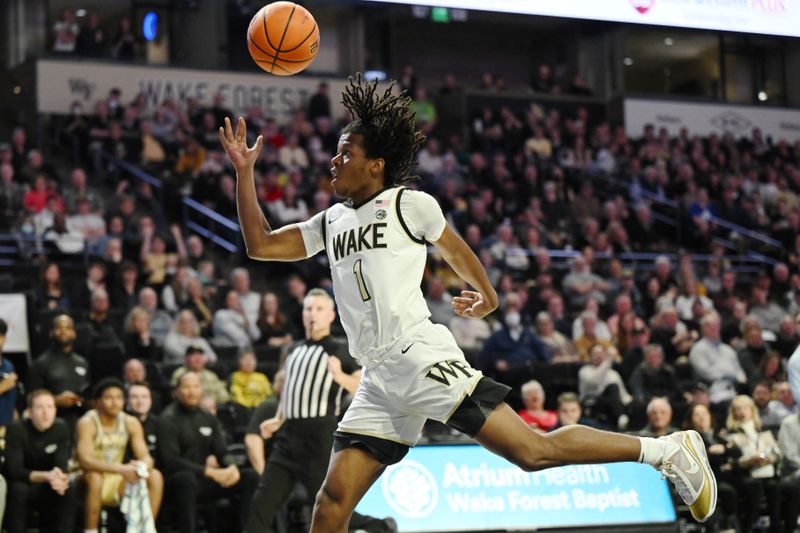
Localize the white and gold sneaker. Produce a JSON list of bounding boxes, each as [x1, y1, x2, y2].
[[658, 430, 718, 522]]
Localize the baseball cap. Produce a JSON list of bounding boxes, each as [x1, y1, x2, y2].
[[185, 344, 205, 356]]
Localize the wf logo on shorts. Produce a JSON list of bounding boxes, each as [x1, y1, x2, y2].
[[425, 360, 473, 386], [382, 460, 439, 518]]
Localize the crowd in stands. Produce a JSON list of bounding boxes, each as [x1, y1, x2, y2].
[[1, 54, 800, 531]]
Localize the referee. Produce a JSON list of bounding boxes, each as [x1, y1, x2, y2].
[[247, 289, 392, 532]]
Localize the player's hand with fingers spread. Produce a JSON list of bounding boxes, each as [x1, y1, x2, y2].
[[452, 290, 491, 319], [219, 116, 264, 173]]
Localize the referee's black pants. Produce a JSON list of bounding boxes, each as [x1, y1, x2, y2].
[[5, 480, 78, 533]]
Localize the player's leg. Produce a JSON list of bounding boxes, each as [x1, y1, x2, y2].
[[83, 471, 104, 529], [473, 402, 640, 469], [467, 395, 717, 522], [310, 446, 386, 533]]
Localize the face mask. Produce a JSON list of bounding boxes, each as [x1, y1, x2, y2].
[[505, 312, 521, 328]]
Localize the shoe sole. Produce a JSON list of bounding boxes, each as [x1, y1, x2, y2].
[[683, 430, 718, 523]]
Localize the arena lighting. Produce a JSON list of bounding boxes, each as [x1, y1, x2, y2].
[[664, 37, 674, 46], [623, 57, 634, 66], [143, 11, 158, 41], [364, 70, 388, 81], [75, 9, 87, 17], [758, 91, 768, 101]]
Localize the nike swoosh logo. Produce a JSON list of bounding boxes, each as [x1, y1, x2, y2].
[[401, 343, 415, 354], [328, 216, 341, 224], [682, 435, 702, 475]]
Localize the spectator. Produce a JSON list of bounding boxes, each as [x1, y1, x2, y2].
[[137, 287, 173, 346], [517, 380, 557, 432], [0, 319, 18, 427], [726, 394, 799, 533], [534, 311, 578, 363], [229, 348, 273, 409], [552, 392, 602, 430], [123, 306, 161, 361], [307, 82, 331, 122], [532, 64, 554, 93], [448, 312, 492, 352], [127, 381, 159, 458], [230, 268, 261, 326], [736, 323, 769, 387], [35, 262, 71, 312], [578, 344, 632, 429], [111, 16, 139, 60], [162, 266, 192, 314], [163, 310, 217, 365], [212, 290, 261, 348], [562, 255, 609, 310], [772, 381, 798, 417], [752, 380, 787, 431], [170, 345, 229, 404], [75, 378, 163, 530], [572, 299, 612, 341], [278, 134, 310, 170], [0, 162, 23, 230], [628, 344, 682, 406], [182, 277, 214, 334], [63, 168, 103, 213], [573, 312, 617, 362], [76, 11, 107, 57], [52, 9, 80, 54], [87, 287, 123, 349], [480, 297, 549, 380], [159, 371, 258, 533], [27, 314, 90, 435], [688, 312, 746, 405], [772, 314, 799, 359], [4, 389, 77, 533], [758, 350, 786, 387], [638, 397, 679, 437], [110, 261, 140, 311], [749, 286, 785, 334], [256, 291, 294, 348], [268, 183, 308, 226]]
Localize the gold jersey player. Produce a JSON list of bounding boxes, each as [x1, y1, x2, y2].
[[219, 74, 717, 532]]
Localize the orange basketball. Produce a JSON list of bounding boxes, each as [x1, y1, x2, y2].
[[247, 1, 319, 76]]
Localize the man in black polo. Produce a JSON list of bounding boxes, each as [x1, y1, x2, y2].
[[27, 314, 91, 436], [4, 389, 77, 533], [159, 371, 258, 533]]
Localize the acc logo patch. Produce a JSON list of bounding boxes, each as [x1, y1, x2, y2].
[[375, 209, 387, 220]]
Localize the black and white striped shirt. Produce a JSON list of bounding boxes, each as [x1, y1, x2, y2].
[[281, 336, 358, 420]]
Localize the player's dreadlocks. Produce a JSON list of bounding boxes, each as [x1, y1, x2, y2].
[[341, 73, 426, 187]]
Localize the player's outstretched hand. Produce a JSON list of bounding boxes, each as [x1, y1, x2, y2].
[[452, 290, 491, 319], [219, 116, 263, 173]]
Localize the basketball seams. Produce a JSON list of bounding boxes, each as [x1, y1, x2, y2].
[[270, 4, 296, 71], [281, 22, 317, 53]]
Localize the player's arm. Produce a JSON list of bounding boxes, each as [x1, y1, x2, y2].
[[127, 416, 155, 470], [219, 116, 307, 261], [433, 224, 499, 319]]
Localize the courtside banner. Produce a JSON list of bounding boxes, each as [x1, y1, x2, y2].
[[624, 97, 800, 142], [364, 0, 799, 38], [36, 59, 352, 120], [356, 444, 676, 532]]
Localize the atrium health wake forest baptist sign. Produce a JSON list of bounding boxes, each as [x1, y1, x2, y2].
[[357, 445, 676, 532]]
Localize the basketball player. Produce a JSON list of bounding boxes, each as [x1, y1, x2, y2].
[[75, 378, 163, 532], [219, 74, 717, 532]]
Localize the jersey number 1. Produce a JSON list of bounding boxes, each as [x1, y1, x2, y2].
[[353, 259, 371, 301]]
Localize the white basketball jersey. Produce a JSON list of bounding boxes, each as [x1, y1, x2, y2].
[[299, 186, 446, 365]]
